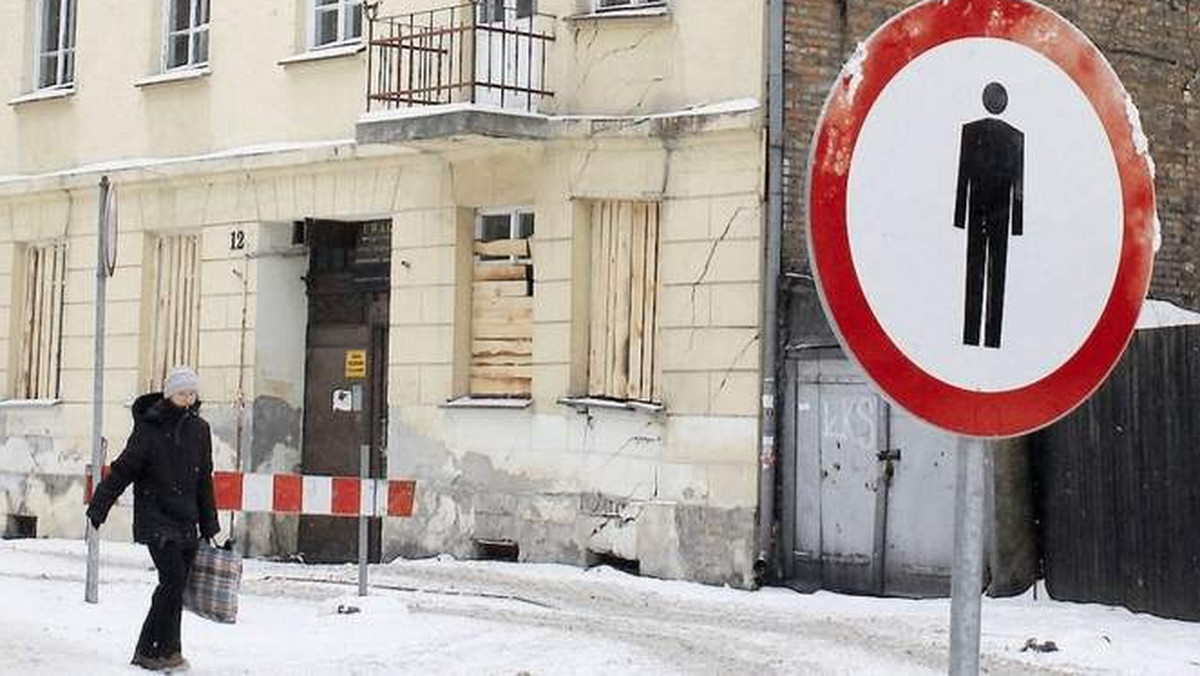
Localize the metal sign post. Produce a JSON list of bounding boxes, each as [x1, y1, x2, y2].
[[358, 443, 370, 597], [85, 176, 116, 604], [949, 438, 987, 675]]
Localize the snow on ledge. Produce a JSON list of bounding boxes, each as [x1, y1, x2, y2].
[[1136, 299, 1200, 330], [358, 102, 546, 125], [358, 98, 761, 126], [565, 5, 671, 21], [0, 139, 358, 186], [0, 398, 62, 409], [558, 97, 761, 122]]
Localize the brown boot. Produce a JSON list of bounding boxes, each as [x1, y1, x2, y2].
[[162, 653, 191, 672], [131, 653, 169, 671]]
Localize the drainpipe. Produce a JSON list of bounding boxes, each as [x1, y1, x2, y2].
[[756, 0, 785, 583]]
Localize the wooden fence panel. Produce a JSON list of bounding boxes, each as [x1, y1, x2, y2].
[[1031, 325, 1200, 621]]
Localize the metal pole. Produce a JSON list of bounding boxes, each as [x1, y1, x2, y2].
[[233, 259, 251, 558], [949, 436, 987, 675], [85, 176, 110, 604], [757, 0, 785, 580], [358, 443, 370, 597]]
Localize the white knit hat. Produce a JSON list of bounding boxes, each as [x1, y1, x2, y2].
[[163, 366, 200, 398]]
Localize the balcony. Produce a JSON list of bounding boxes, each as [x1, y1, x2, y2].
[[361, 1, 556, 143]]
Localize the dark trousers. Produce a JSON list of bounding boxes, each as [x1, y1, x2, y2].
[[137, 538, 198, 658], [962, 222, 1010, 349]]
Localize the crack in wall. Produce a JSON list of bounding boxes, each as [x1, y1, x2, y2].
[[576, 28, 659, 93], [570, 140, 602, 190], [716, 332, 761, 395], [689, 206, 748, 347]]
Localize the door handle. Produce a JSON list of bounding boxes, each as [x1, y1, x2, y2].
[[876, 449, 901, 462]]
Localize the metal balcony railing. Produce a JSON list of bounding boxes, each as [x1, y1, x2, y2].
[[366, 1, 555, 114]]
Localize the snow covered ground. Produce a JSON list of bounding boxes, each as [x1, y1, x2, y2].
[[1, 539, 1197, 675]]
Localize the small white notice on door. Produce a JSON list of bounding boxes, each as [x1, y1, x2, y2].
[[333, 389, 353, 412]]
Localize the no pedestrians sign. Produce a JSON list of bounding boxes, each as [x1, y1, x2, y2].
[[807, 0, 1157, 438]]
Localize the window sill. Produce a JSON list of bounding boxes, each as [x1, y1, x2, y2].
[[0, 398, 62, 409], [8, 87, 76, 107], [565, 6, 671, 22], [278, 42, 365, 67], [134, 67, 211, 89], [558, 397, 664, 414], [441, 396, 533, 410]]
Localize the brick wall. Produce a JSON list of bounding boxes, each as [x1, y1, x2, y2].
[[783, 0, 1200, 311]]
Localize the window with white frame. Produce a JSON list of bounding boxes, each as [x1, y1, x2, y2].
[[15, 241, 68, 400], [165, 0, 211, 71], [312, 0, 363, 49], [478, 0, 537, 23], [594, 0, 667, 12], [470, 209, 534, 398], [36, 0, 77, 90], [145, 233, 202, 393]]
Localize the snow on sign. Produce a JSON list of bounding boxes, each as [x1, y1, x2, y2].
[[807, 0, 1156, 438]]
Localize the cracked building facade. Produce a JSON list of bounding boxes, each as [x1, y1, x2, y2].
[[0, 0, 769, 587]]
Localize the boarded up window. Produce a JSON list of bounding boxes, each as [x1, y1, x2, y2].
[[147, 233, 201, 391], [471, 210, 534, 397], [588, 201, 661, 403], [16, 241, 68, 400]]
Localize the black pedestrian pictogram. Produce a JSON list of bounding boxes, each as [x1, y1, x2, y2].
[[954, 82, 1025, 349]]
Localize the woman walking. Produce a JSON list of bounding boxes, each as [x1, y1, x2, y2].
[[87, 367, 220, 672]]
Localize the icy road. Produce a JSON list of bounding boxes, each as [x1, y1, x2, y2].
[[1, 539, 1197, 675]]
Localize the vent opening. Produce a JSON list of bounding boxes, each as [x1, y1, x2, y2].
[[474, 538, 520, 562], [3, 515, 36, 539], [587, 551, 640, 576]]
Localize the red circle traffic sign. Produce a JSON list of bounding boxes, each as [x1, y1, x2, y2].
[[807, 0, 1156, 438]]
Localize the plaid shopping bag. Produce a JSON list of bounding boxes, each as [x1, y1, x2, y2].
[[183, 541, 242, 624]]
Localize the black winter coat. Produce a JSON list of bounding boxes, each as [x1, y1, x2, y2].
[[87, 393, 220, 544]]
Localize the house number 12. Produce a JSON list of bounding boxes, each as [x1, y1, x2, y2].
[[230, 229, 246, 251]]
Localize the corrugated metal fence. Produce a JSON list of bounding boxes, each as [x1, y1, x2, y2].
[[1031, 324, 1200, 621]]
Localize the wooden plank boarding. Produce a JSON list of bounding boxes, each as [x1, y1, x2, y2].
[[470, 230, 534, 397], [648, 204, 667, 405], [627, 203, 647, 401], [16, 246, 33, 398], [472, 338, 533, 357], [470, 376, 533, 397], [585, 200, 663, 403], [647, 204, 662, 404], [474, 238, 530, 259], [604, 202, 621, 396], [473, 280, 528, 299], [474, 264, 530, 282], [588, 202, 608, 396], [46, 242, 64, 399], [472, 319, 534, 340], [472, 353, 533, 367], [470, 364, 533, 380]]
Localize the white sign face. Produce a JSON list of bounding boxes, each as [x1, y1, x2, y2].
[[847, 38, 1123, 392]]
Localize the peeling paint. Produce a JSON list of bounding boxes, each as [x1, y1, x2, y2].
[[249, 396, 302, 473], [382, 413, 758, 588], [1123, 94, 1156, 179], [842, 42, 869, 102]]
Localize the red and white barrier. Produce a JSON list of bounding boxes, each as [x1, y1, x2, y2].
[[84, 468, 416, 518]]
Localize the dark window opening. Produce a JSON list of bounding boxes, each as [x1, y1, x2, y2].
[[474, 538, 520, 562], [587, 551, 640, 576], [3, 515, 37, 540]]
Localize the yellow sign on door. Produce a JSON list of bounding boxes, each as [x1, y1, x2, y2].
[[345, 350, 367, 379]]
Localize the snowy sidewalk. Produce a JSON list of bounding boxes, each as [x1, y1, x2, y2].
[[1, 539, 1197, 675]]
